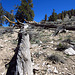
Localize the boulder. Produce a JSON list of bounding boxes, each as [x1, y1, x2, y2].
[[64, 47, 75, 55]]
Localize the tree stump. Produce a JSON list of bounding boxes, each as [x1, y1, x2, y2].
[[15, 28, 33, 75]]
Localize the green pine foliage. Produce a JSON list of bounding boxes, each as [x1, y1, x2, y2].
[[61, 11, 64, 20], [45, 14, 47, 21], [0, 3, 4, 26], [0, 2, 15, 26], [15, 0, 34, 22], [48, 9, 75, 21], [48, 9, 57, 21]]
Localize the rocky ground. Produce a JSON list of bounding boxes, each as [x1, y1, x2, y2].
[[0, 26, 75, 75]]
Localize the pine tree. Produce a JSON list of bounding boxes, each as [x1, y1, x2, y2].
[[48, 9, 57, 21], [71, 9, 74, 16], [63, 11, 67, 17], [48, 16, 52, 21], [68, 11, 71, 18], [45, 14, 47, 21], [15, 0, 34, 22], [74, 10, 75, 16], [0, 3, 4, 26], [57, 13, 61, 19], [61, 11, 64, 20]]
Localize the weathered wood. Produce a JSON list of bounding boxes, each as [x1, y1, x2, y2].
[[15, 28, 33, 75], [4, 16, 16, 24], [30, 23, 75, 30], [65, 25, 75, 30], [30, 23, 57, 28], [53, 25, 66, 36], [4, 15, 75, 30]]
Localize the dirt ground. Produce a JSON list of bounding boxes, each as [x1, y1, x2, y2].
[[0, 27, 75, 75]]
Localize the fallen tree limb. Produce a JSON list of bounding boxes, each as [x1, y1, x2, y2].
[[30, 23, 75, 30], [4, 16, 75, 30], [65, 25, 75, 30]]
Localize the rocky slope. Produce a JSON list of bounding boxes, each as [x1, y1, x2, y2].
[[0, 26, 75, 75]]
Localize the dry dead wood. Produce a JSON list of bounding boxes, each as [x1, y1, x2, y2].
[[4, 16, 75, 30], [4, 16, 16, 24], [15, 28, 33, 75]]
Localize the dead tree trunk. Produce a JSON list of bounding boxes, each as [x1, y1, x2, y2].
[[15, 28, 33, 75], [53, 25, 66, 36]]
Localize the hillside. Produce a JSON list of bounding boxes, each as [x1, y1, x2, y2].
[[0, 26, 75, 75]]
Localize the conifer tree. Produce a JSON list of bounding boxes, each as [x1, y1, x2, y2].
[[15, 0, 34, 22], [57, 13, 61, 19], [45, 14, 47, 21], [63, 11, 67, 17], [71, 9, 74, 16], [68, 11, 71, 18], [61, 11, 64, 20], [0, 3, 4, 26], [48, 9, 57, 21]]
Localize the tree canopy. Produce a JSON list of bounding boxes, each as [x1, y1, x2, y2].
[[0, 2, 15, 26], [0, 3, 4, 26], [48, 9, 75, 21], [1, 0, 75, 26], [0, 0, 34, 26], [15, 0, 34, 22], [48, 9, 57, 21]]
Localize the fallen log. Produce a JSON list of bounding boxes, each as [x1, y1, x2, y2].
[[65, 25, 75, 30], [30, 23, 75, 30], [30, 23, 57, 28], [4, 16, 75, 30]]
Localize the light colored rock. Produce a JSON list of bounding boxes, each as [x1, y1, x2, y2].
[[50, 41, 54, 44], [64, 68, 68, 70], [57, 19, 62, 22], [33, 65, 40, 70], [61, 72, 65, 74], [39, 45, 41, 47], [64, 47, 75, 55], [47, 65, 51, 68], [47, 68, 52, 73], [31, 44, 38, 48], [54, 48, 57, 50], [40, 41, 42, 44], [32, 63, 35, 66], [64, 14, 69, 21], [0, 45, 4, 48], [42, 62, 46, 67], [39, 51, 43, 54], [53, 67, 58, 74], [35, 73, 38, 75], [24, 24, 29, 29], [4, 40, 8, 42], [47, 45, 49, 47]]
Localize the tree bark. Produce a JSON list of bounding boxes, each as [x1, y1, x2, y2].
[[30, 23, 75, 30], [15, 28, 33, 75]]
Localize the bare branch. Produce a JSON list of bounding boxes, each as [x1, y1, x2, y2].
[[17, 19, 21, 23], [4, 16, 16, 24], [24, 19, 29, 23]]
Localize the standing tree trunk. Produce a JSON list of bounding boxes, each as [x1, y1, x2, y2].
[[15, 28, 33, 75]]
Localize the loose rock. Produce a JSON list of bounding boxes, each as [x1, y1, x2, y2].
[[64, 47, 75, 55]]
